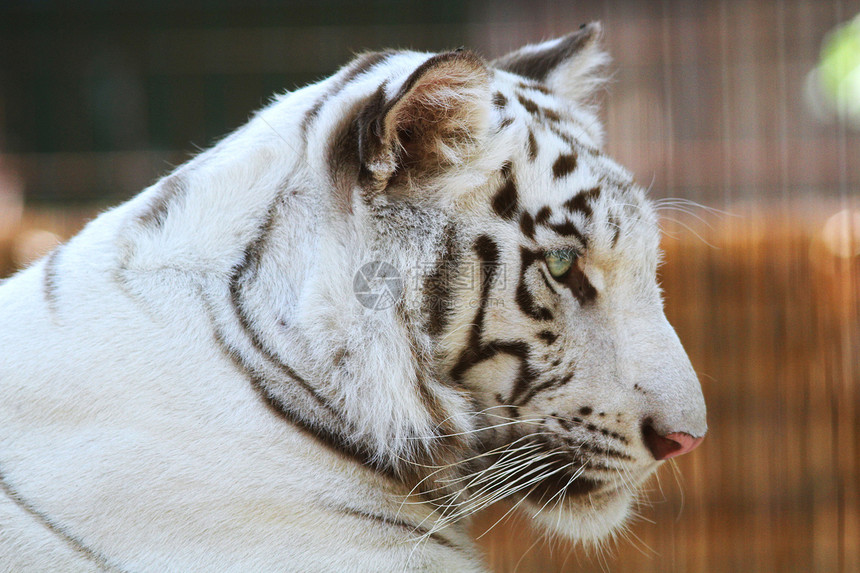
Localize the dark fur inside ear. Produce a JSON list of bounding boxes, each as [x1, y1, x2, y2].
[[357, 51, 491, 195], [493, 23, 601, 82], [492, 23, 609, 105]]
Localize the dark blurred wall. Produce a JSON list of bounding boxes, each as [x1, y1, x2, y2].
[[0, 0, 472, 203], [3, 0, 858, 205]]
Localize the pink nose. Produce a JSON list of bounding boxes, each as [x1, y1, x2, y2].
[[642, 424, 704, 461]]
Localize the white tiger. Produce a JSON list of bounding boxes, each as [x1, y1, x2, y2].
[[0, 24, 706, 572]]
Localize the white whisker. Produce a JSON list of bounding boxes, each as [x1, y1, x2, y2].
[[475, 482, 544, 540], [658, 215, 721, 249], [404, 417, 544, 441]]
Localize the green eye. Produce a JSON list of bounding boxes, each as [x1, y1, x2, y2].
[[545, 249, 575, 278]]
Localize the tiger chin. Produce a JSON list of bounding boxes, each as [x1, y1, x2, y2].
[[0, 23, 705, 572]]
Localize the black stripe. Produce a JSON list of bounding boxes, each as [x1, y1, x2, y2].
[[394, 296, 466, 467], [138, 174, 184, 229], [447, 237, 545, 416], [355, 83, 390, 189], [208, 304, 394, 479], [526, 128, 538, 161], [563, 186, 600, 218], [609, 214, 621, 247], [559, 262, 597, 305], [552, 153, 578, 179], [422, 223, 458, 338], [219, 194, 397, 477], [0, 466, 126, 572], [450, 236, 534, 385], [515, 247, 553, 321], [514, 377, 560, 407], [517, 80, 551, 95], [506, 348, 539, 405], [516, 94, 539, 115], [327, 87, 385, 207], [491, 162, 518, 220], [301, 51, 393, 136], [534, 206, 552, 226], [514, 363, 572, 406], [537, 330, 558, 345], [337, 506, 461, 550], [541, 107, 561, 122], [538, 266, 557, 294], [548, 123, 575, 146], [42, 246, 62, 318], [549, 220, 586, 244], [449, 235, 499, 382], [229, 198, 342, 418], [492, 91, 508, 109], [519, 212, 535, 240], [473, 234, 500, 270], [554, 416, 629, 450], [547, 124, 602, 160], [576, 442, 633, 461], [557, 413, 628, 447], [515, 94, 560, 124], [233, 194, 282, 282], [253, 374, 391, 475]]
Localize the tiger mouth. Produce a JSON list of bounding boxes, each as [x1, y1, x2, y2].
[[516, 467, 644, 518], [524, 471, 602, 504], [481, 431, 647, 509], [488, 446, 628, 506]]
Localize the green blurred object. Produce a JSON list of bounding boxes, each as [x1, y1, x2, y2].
[[819, 13, 860, 120]]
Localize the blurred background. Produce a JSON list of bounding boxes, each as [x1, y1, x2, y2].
[[0, 1, 857, 571]]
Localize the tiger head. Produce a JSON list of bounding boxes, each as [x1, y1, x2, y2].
[[229, 23, 707, 546]]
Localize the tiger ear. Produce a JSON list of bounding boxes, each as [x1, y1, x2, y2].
[[492, 23, 609, 104], [357, 51, 491, 195]]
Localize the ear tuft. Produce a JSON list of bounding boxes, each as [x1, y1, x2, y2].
[[358, 51, 491, 194], [492, 23, 609, 104]]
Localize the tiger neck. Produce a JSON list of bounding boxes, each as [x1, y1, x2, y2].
[[115, 103, 477, 495]]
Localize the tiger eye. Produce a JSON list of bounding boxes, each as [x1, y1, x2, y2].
[[545, 250, 575, 278]]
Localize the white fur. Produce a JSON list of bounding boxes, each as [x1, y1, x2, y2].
[[0, 31, 705, 571]]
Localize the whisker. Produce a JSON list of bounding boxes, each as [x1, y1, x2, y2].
[[462, 456, 568, 514], [532, 462, 589, 520], [654, 197, 739, 218], [429, 451, 568, 530], [668, 458, 687, 522], [658, 215, 721, 249], [412, 443, 548, 502], [513, 533, 544, 573], [404, 417, 545, 441], [395, 438, 546, 518], [475, 482, 544, 540], [399, 437, 558, 528]]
